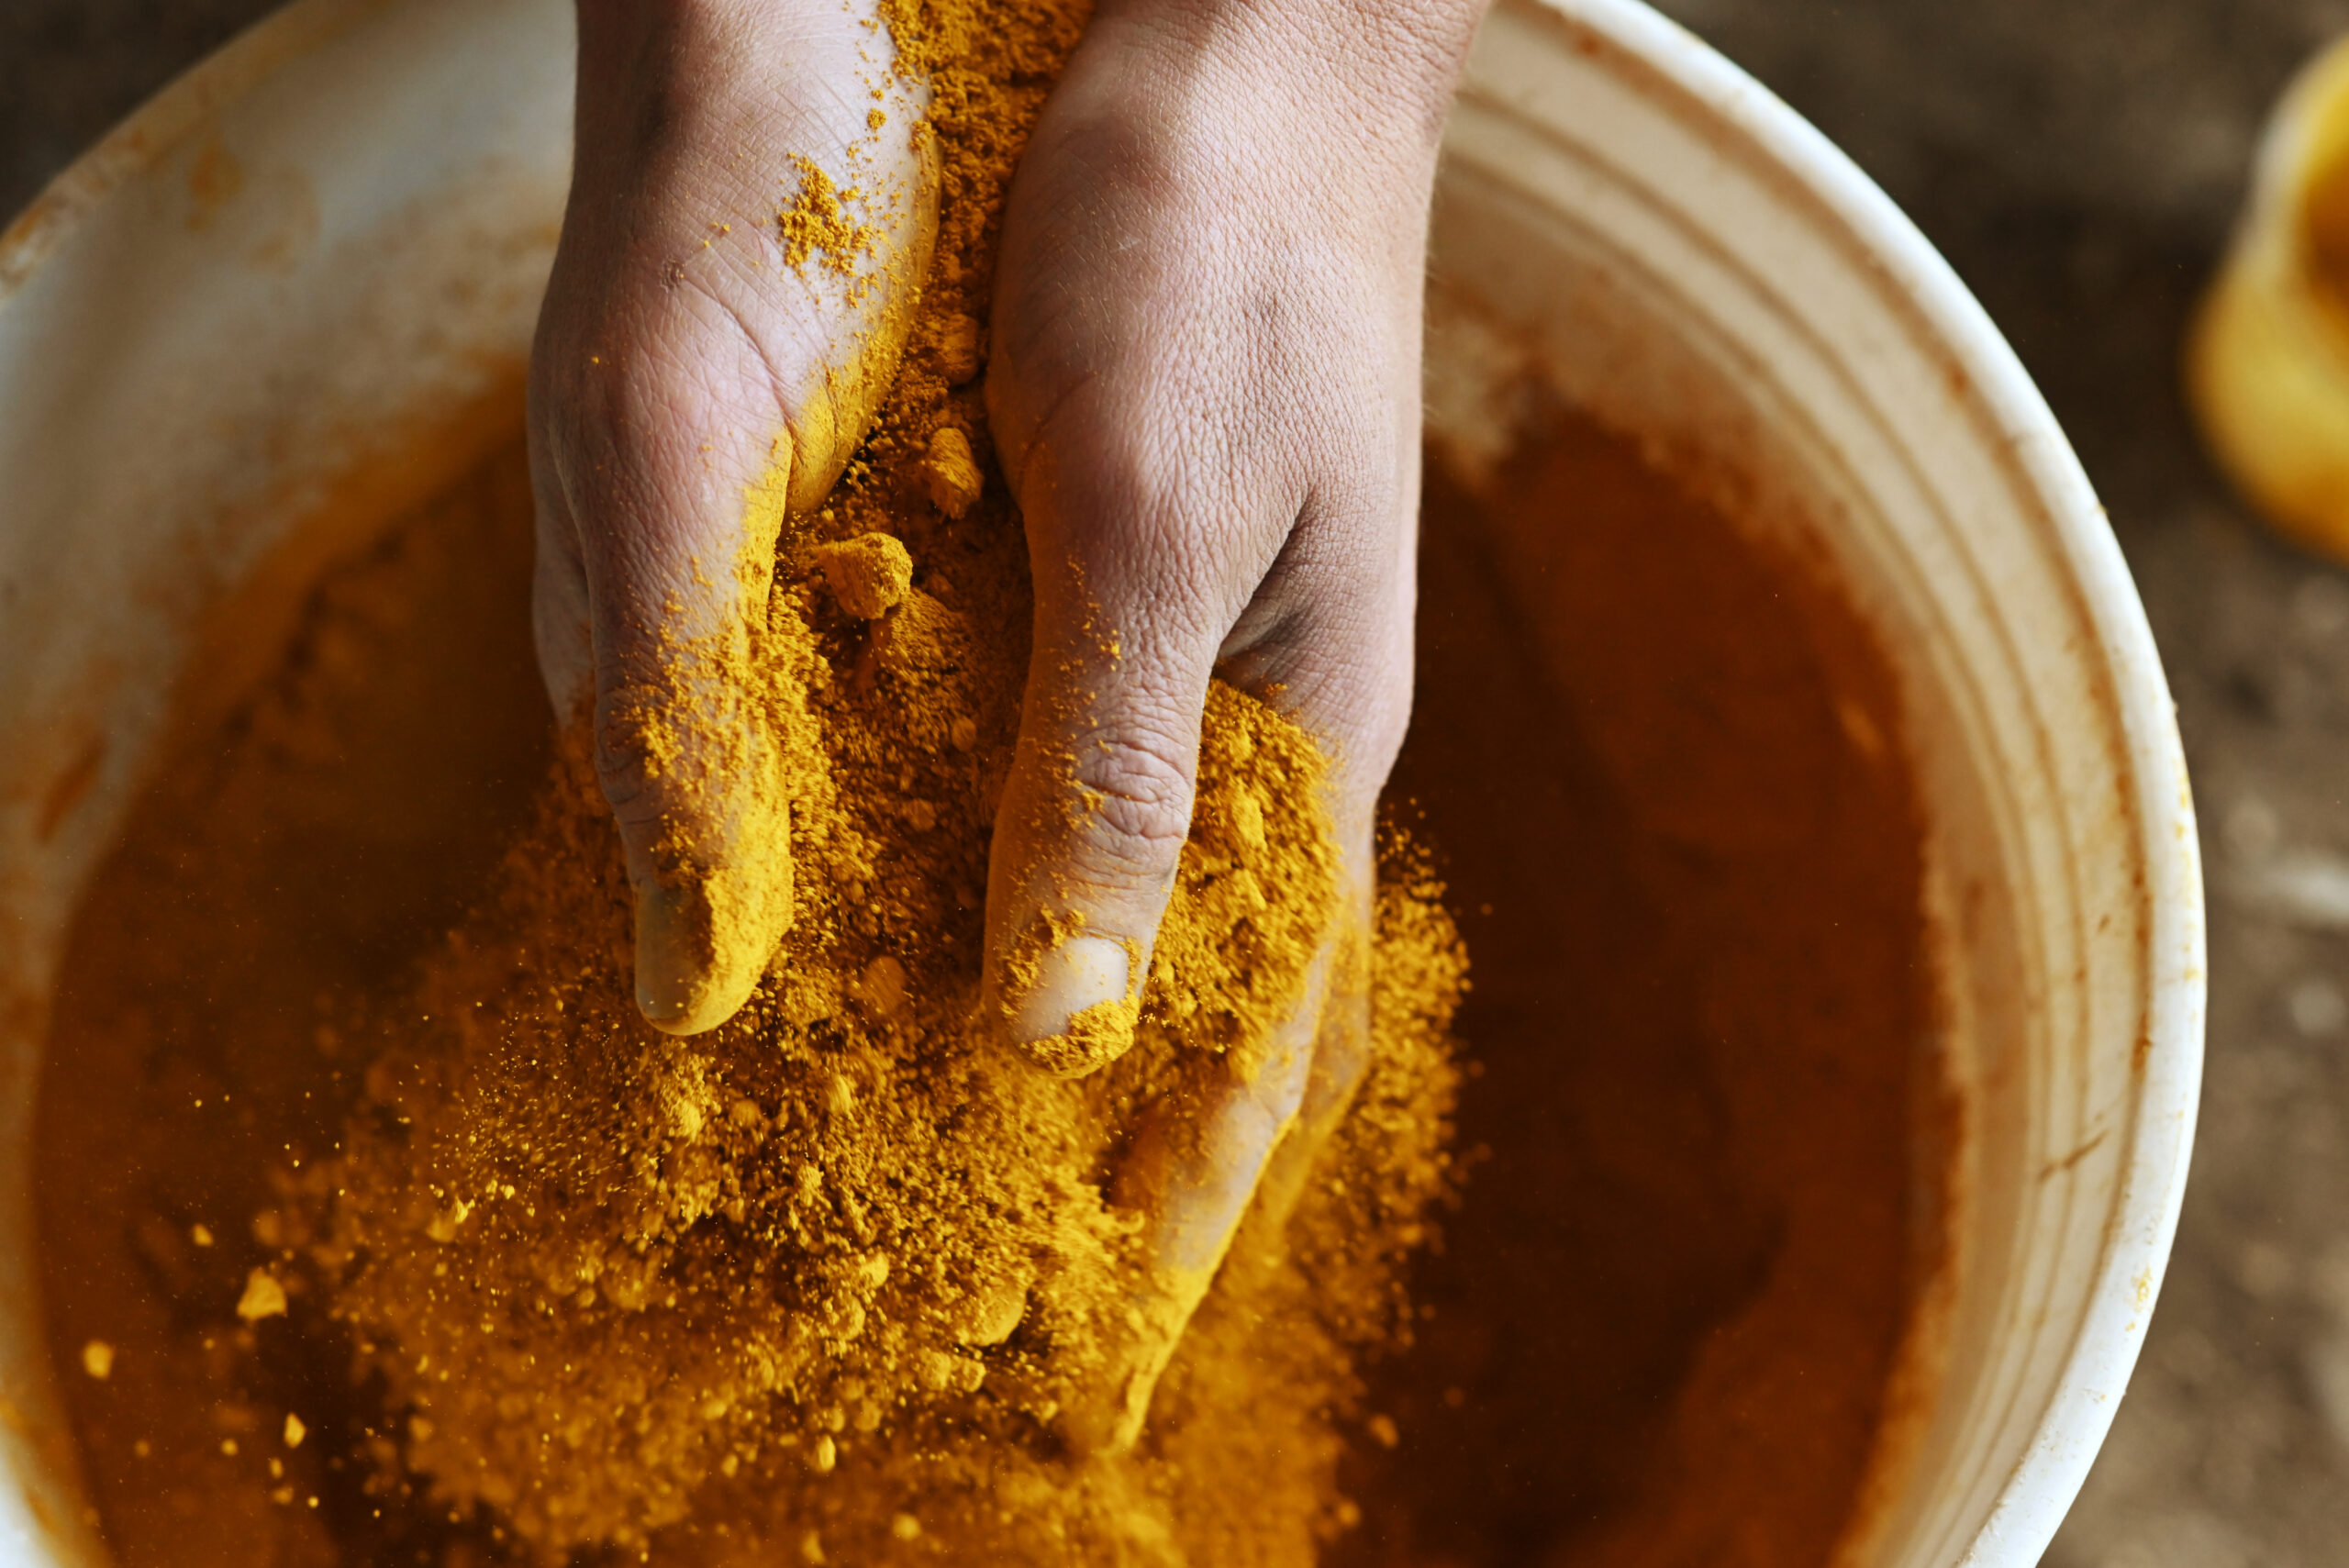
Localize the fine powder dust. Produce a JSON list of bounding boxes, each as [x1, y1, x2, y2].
[[37, 428, 1464, 1567], [250, 0, 1466, 1554]]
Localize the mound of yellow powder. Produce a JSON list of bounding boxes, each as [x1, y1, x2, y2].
[[288, 686, 1461, 1562]]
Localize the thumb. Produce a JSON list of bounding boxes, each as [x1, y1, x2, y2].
[[539, 259, 931, 1035], [532, 216, 936, 1039], [599, 475, 797, 1040], [538, 401, 806, 1038], [531, 0, 940, 1036], [979, 563, 1217, 1075]]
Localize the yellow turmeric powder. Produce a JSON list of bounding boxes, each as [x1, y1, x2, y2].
[[38, 0, 1466, 1561], [304, 671, 1374, 1543], [36, 423, 1463, 1566]]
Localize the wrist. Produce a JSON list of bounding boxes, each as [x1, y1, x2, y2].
[[1100, 0, 1488, 139], [570, 0, 922, 181], [573, 0, 896, 110]]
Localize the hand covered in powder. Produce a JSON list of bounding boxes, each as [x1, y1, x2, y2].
[[529, 0, 936, 1034], [980, 0, 1486, 1451], [532, 0, 1485, 1458]]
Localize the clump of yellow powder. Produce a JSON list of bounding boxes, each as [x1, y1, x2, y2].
[[776, 154, 885, 279]]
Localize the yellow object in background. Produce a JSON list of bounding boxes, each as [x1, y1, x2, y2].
[[2190, 34, 2349, 557]]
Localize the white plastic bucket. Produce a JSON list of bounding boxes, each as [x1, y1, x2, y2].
[[0, 2, 2204, 1564]]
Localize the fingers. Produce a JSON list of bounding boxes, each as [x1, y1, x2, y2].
[[977, 550, 1221, 1073], [978, 119, 1426, 1421], [532, 268, 814, 1036], [1057, 942, 1347, 1456], [1049, 507, 1414, 1455], [531, 425, 796, 1035], [980, 315, 1421, 1454], [551, 432, 798, 1040], [974, 294, 1417, 1074], [529, 3, 936, 1034], [1217, 916, 1377, 1243]]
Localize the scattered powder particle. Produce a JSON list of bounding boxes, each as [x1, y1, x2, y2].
[[852, 952, 907, 1015], [920, 426, 983, 517], [776, 155, 882, 280], [934, 312, 983, 384], [1019, 992, 1142, 1078], [234, 1269, 285, 1323], [283, 1413, 306, 1450], [811, 533, 913, 618], [80, 1341, 112, 1380]]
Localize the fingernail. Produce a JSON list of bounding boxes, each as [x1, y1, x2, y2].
[[1006, 933, 1138, 1077], [634, 880, 722, 1036]]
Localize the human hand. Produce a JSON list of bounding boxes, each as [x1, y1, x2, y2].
[[978, 0, 1486, 1451], [531, 0, 1483, 1456], [529, 0, 935, 1034]]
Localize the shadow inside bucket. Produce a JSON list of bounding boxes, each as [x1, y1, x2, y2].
[[1338, 408, 1937, 1568]]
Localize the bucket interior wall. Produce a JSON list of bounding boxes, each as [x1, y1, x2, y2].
[[1434, 7, 2196, 1560]]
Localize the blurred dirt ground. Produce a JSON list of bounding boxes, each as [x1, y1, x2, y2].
[[9, 0, 2349, 1562]]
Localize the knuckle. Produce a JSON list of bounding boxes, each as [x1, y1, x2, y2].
[[591, 684, 669, 833], [1069, 723, 1197, 881]]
